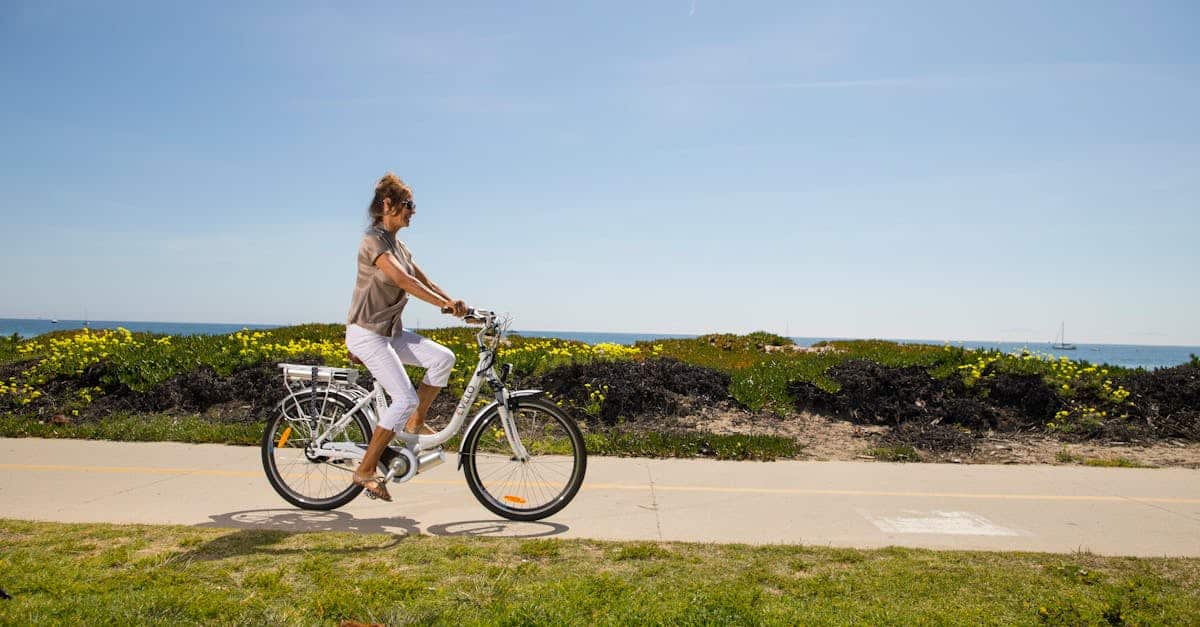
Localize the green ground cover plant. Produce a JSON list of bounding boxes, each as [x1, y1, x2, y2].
[[1, 326, 1196, 455], [1, 520, 1197, 625], [0, 327, 1144, 416], [0, 325, 646, 404]]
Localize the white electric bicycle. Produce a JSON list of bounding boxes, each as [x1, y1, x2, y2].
[[260, 309, 587, 521]]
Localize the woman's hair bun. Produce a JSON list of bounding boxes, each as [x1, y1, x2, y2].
[[367, 172, 413, 226], [376, 171, 403, 191]]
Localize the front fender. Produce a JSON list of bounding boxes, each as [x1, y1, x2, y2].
[[456, 389, 546, 469]]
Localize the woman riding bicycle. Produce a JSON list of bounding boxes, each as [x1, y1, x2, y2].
[[345, 172, 468, 501]]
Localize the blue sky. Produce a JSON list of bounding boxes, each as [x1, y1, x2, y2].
[[2, 1, 1198, 345]]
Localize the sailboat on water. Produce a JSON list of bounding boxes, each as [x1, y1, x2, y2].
[[1051, 322, 1076, 350]]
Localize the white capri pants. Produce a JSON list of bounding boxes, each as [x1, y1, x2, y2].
[[345, 324, 457, 431]]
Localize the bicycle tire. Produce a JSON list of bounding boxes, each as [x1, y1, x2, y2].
[[261, 388, 371, 510], [461, 397, 587, 521]]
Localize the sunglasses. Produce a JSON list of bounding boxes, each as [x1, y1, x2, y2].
[[392, 198, 415, 211]]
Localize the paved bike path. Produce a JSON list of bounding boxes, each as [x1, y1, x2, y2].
[[1, 438, 1198, 557]]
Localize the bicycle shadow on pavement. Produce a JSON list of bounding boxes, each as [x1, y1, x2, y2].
[[424, 519, 569, 538], [185, 508, 570, 560], [183, 509, 418, 560]]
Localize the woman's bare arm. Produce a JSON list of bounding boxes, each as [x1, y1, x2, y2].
[[410, 262, 452, 302], [374, 255, 451, 309]]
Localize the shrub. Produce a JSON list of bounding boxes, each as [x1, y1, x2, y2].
[[0, 333, 21, 362], [696, 332, 792, 352], [745, 331, 793, 347]]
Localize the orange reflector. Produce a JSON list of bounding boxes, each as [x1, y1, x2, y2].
[[503, 495, 526, 504], [276, 426, 293, 448]]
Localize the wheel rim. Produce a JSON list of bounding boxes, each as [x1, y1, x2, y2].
[[469, 404, 582, 513], [268, 399, 367, 504]]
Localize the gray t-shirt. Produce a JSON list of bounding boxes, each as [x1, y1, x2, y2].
[[346, 228, 417, 337]]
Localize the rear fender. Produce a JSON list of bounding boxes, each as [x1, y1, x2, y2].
[[277, 385, 362, 413]]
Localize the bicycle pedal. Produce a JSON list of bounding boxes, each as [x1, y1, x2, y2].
[[378, 445, 403, 477]]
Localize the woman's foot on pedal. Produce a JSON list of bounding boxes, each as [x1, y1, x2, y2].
[[353, 472, 392, 501], [402, 422, 436, 436]]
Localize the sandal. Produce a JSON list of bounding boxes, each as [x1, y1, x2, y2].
[[353, 473, 392, 502], [403, 423, 437, 436]]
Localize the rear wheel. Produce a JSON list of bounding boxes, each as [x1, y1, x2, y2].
[[261, 390, 371, 510], [461, 397, 587, 521]]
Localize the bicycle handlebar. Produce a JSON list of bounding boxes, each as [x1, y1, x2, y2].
[[439, 305, 495, 326], [465, 308, 496, 325]]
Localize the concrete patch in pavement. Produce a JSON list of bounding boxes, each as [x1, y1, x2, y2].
[[859, 509, 1024, 536]]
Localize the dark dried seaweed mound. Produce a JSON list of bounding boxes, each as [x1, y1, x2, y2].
[[789, 359, 1200, 442], [982, 371, 1061, 427], [787, 360, 1056, 433], [880, 422, 981, 454], [1124, 364, 1200, 439], [533, 357, 732, 426]]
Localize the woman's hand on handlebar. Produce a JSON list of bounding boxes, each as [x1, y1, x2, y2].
[[441, 299, 469, 317]]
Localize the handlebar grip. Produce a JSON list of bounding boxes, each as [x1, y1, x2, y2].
[[443, 305, 486, 324]]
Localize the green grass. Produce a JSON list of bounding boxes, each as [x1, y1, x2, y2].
[[0, 412, 263, 445], [868, 445, 922, 462], [1082, 457, 1150, 468], [1, 520, 1197, 625], [1055, 448, 1151, 468], [0, 413, 802, 460], [584, 429, 801, 461]]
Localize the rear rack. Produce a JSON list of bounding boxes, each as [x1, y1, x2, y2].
[[278, 363, 359, 386]]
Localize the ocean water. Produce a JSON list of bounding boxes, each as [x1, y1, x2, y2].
[[0, 318, 279, 339], [514, 330, 1199, 370], [3, 319, 1195, 370], [836, 338, 1199, 371]]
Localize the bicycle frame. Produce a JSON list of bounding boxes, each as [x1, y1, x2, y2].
[[277, 310, 530, 471]]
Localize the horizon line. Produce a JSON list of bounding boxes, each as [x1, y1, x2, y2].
[[3, 317, 1196, 348]]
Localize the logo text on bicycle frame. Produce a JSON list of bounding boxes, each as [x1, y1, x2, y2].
[[455, 384, 477, 418]]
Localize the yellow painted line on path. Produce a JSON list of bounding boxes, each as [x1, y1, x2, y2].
[[2, 463, 1198, 505], [0, 463, 257, 477], [583, 483, 1200, 504]]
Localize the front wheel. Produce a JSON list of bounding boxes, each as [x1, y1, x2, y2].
[[461, 397, 587, 521]]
